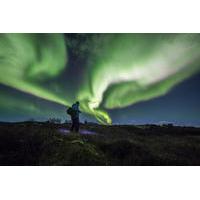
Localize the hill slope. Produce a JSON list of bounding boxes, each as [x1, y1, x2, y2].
[[0, 122, 200, 165]]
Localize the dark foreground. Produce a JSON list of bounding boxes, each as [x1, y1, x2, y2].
[[0, 122, 200, 166]]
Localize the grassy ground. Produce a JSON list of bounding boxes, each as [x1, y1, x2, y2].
[[0, 122, 200, 165]]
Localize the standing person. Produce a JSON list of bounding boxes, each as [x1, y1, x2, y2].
[[70, 101, 81, 132]]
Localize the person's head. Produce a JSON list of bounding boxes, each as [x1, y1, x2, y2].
[[76, 101, 80, 105]]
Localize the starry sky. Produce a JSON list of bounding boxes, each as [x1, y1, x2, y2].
[[0, 33, 200, 126]]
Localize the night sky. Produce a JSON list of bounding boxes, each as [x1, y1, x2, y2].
[[109, 72, 200, 126], [0, 33, 200, 126]]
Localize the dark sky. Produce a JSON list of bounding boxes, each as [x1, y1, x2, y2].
[[108, 72, 200, 126], [0, 72, 199, 126], [0, 33, 200, 126]]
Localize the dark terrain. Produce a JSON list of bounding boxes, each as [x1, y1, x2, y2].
[[0, 122, 200, 166]]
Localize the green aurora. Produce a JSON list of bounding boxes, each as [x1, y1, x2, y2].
[[0, 33, 200, 124]]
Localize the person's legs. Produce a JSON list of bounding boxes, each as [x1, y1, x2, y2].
[[74, 118, 80, 133], [70, 118, 75, 131]]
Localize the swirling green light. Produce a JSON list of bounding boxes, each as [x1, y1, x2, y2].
[[0, 33, 68, 106], [1, 34, 200, 124]]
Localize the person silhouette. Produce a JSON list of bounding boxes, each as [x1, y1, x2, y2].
[[70, 101, 81, 132]]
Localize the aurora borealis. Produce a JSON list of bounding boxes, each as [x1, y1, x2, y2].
[[0, 33, 200, 125]]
